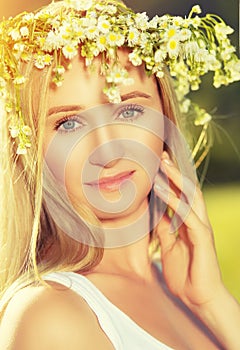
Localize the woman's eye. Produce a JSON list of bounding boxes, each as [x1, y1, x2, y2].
[[55, 116, 85, 133], [60, 120, 78, 131], [117, 104, 144, 121]]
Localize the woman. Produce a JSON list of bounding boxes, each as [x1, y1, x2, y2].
[[0, 1, 240, 349]]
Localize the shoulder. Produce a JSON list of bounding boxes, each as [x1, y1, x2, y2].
[[0, 280, 113, 350]]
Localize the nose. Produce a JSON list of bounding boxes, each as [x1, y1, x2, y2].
[[88, 127, 125, 168]]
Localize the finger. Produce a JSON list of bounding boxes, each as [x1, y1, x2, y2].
[[154, 164, 192, 233], [154, 180, 212, 245], [156, 213, 177, 255], [161, 152, 197, 205], [160, 152, 210, 225], [154, 171, 176, 197], [154, 180, 191, 228]]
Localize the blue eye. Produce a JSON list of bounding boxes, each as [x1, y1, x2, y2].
[[117, 104, 144, 121], [61, 120, 77, 130], [55, 116, 85, 133], [121, 109, 136, 118]]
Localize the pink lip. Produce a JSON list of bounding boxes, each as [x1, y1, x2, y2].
[[85, 170, 135, 191]]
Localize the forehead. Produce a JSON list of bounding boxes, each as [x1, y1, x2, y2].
[[48, 49, 160, 109]]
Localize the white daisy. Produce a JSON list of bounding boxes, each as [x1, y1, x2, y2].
[[128, 51, 142, 66], [154, 49, 167, 63], [43, 30, 64, 51], [167, 38, 180, 58], [103, 86, 121, 104], [9, 29, 21, 41], [96, 35, 107, 51], [107, 32, 124, 47], [22, 125, 32, 136], [127, 27, 140, 46], [85, 25, 98, 40], [62, 43, 78, 59], [106, 67, 128, 84], [54, 65, 65, 75], [215, 23, 234, 38], [179, 28, 191, 41], [98, 17, 111, 34], [20, 26, 29, 37], [16, 145, 27, 155], [135, 12, 149, 30], [166, 26, 178, 39], [13, 76, 26, 85], [65, 0, 93, 11], [10, 127, 20, 138]]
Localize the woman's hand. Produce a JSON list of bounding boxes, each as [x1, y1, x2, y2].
[[154, 151, 240, 349], [154, 151, 223, 308]]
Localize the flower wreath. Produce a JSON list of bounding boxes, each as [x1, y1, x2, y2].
[[0, 0, 240, 162]]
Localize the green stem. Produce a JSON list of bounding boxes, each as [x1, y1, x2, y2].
[[192, 123, 209, 159]]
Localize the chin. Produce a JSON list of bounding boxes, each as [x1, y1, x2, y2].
[[93, 192, 150, 223]]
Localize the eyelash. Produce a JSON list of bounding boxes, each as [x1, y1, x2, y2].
[[54, 115, 85, 133], [54, 104, 145, 133], [116, 104, 145, 122]]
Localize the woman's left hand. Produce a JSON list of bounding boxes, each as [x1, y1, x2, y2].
[[154, 151, 224, 310]]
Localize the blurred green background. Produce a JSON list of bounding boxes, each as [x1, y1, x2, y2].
[[1, 0, 239, 301]]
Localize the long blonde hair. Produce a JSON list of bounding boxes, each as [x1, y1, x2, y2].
[[0, 61, 104, 313]]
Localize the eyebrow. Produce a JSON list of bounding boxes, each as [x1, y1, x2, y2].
[[121, 91, 151, 101], [48, 104, 84, 116], [47, 91, 151, 116]]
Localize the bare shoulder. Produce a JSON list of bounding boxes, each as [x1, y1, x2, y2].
[[0, 280, 114, 350]]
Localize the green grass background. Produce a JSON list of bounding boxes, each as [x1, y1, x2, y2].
[[203, 184, 240, 302]]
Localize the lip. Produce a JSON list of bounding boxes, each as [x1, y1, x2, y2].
[[84, 170, 136, 191]]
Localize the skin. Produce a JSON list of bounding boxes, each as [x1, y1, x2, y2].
[[0, 53, 240, 350]]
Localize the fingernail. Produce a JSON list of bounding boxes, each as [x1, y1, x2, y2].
[[161, 158, 174, 171], [154, 183, 169, 198], [162, 158, 172, 166]]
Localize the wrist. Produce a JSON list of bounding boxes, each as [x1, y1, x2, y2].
[[192, 285, 230, 317], [190, 286, 240, 350]]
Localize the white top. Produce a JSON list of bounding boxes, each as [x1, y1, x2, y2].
[[44, 270, 175, 350]]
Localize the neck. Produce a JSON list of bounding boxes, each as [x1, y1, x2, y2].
[[98, 198, 153, 248], [90, 198, 158, 281], [93, 233, 154, 281]]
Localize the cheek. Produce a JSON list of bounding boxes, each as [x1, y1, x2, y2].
[[63, 139, 92, 199], [43, 124, 94, 182], [121, 127, 164, 170], [133, 132, 163, 190], [143, 132, 163, 157]]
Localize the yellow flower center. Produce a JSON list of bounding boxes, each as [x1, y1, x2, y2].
[[102, 22, 110, 29], [169, 40, 177, 50], [89, 27, 96, 33], [99, 36, 106, 44], [109, 33, 117, 42], [168, 28, 176, 38], [66, 45, 74, 52], [44, 55, 52, 64], [129, 31, 135, 40]]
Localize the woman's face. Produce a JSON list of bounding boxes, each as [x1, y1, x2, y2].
[[43, 52, 164, 226]]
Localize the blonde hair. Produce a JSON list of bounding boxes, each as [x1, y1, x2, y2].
[[0, 5, 184, 319], [0, 61, 104, 315]]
